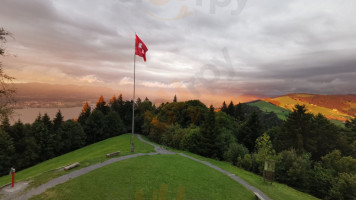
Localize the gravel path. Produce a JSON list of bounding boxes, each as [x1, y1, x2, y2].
[[9, 134, 271, 200], [136, 135, 175, 155]]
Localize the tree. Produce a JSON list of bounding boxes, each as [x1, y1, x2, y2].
[[61, 120, 86, 152], [162, 123, 184, 148], [31, 119, 55, 161], [236, 111, 263, 152], [227, 101, 235, 116], [0, 28, 15, 121], [78, 102, 91, 126], [53, 110, 63, 131], [95, 95, 109, 115], [255, 133, 276, 161], [274, 105, 313, 153], [173, 95, 177, 103], [109, 95, 119, 112], [180, 126, 201, 154], [85, 110, 105, 144], [42, 113, 53, 131], [235, 102, 245, 122], [346, 117, 356, 132], [275, 149, 313, 190], [0, 129, 14, 175], [221, 101, 228, 113], [223, 142, 249, 166], [1, 115, 11, 133], [104, 111, 125, 138], [199, 105, 218, 158], [329, 173, 356, 200]]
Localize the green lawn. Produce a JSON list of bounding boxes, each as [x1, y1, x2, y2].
[[31, 155, 255, 200], [0, 134, 154, 188], [138, 136, 319, 200], [248, 100, 291, 120], [174, 152, 319, 200]]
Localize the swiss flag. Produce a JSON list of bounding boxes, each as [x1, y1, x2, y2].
[[135, 34, 148, 62]]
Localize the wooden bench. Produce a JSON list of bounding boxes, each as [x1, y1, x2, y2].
[[254, 192, 265, 200], [64, 162, 80, 171], [106, 151, 120, 158]]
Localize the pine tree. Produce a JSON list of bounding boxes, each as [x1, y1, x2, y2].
[[109, 95, 119, 112], [235, 102, 245, 121], [227, 101, 235, 116], [173, 95, 177, 102], [42, 113, 52, 130], [53, 110, 63, 131], [236, 111, 263, 152], [104, 111, 125, 138], [0, 129, 14, 176], [78, 102, 91, 126], [275, 105, 313, 153], [221, 101, 228, 113], [200, 105, 218, 158], [95, 95, 109, 115], [85, 110, 105, 143]]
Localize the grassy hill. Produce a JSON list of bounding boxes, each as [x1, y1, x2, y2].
[[263, 94, 355, 122], [248, 100, 291, 120], [12, 135, 319, 200], [32, 155, 255, 200], [0, 134, 154, 188], [1, 134, 320, 200]]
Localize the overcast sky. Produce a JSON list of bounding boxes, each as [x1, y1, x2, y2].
[[1, 0, 356, 105]]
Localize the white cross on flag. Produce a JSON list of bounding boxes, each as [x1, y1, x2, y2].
[[135, 34, 148, 62]]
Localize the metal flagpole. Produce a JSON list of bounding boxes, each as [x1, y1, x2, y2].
[[131, 33, 136, 152]]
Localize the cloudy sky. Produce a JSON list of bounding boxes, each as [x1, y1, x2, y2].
[[1, 0, 356, 105]]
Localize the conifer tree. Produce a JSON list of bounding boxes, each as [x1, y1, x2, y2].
[[227, 101, 235, 116], [53, 110, 63, 131], [173, 95, 177, 102], [0, 129, 14, 175], [221, 101, 228, 113], [78, 102, 91, 125], [109, 95, 120, 112], [200, 105, 218, 158], [95, 95, 109, 115]]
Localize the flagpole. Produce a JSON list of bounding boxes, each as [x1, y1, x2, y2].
[[131, 33, 136, 153]]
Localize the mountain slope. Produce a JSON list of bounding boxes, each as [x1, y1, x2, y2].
[[263, 94, 355, 121], [248, 100, 291, 120]]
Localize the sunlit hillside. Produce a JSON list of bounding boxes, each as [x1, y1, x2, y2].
[[263, 94, 356, 121]]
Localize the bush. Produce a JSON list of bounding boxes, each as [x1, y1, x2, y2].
[[223, 143, 249, 166], [239, 154, 253, 171], [180, 126, 201, 154], [329, 173, 356, 200]]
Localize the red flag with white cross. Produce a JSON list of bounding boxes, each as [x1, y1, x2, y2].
[[135, 34, 148, 62]]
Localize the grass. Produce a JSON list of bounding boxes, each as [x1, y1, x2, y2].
[[248, 100, 291, 120], [174, 151, 319, 200], [31, 155, 255, 200], [137, 136, 319, 200], [330, 119, 345, 127], [0, 134, 154, 188]]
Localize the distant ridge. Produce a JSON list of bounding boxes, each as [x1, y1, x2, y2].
[[262, 93, 356, 121]]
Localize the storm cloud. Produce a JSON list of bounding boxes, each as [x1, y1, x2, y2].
[[0, 0, 355, 104]]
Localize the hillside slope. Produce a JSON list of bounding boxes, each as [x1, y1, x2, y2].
[[263, 93, 356, 121], [248, 100, 291, 120]]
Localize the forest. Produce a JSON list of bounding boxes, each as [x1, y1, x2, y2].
[[0, 95, 355, 200]]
